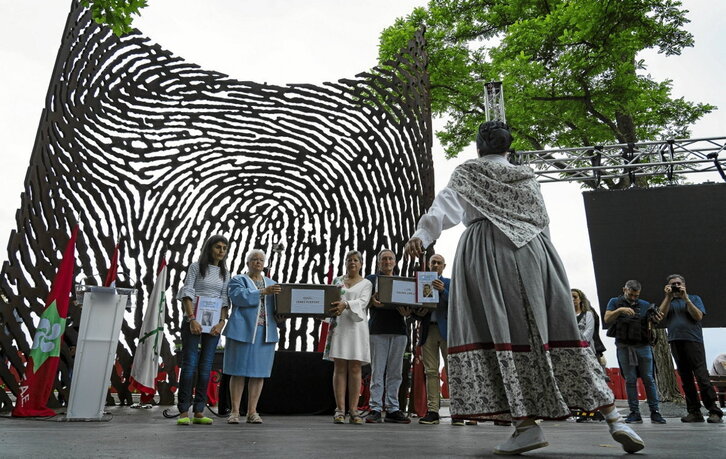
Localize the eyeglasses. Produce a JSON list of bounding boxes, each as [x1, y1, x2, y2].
[[669, 281, 682, 286]]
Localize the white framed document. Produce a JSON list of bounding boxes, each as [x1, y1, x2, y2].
[[416, 271, 440, 303], [194, 296, 223, 334]]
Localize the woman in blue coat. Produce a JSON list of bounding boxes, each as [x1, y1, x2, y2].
[[223, 249, 281, 424]]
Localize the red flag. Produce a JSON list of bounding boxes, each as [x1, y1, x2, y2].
[[316, 264, 334, 353], [441, 366, 450, 399], [411, 341, 428, 417], [12, 226, 78, 417], [103, 243, 119, 287]]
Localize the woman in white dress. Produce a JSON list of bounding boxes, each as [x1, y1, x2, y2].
[[323, 250, 372, 424]]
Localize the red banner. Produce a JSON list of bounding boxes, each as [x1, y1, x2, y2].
[[13, 226, 78, 417], [103, 243, 119, 287]]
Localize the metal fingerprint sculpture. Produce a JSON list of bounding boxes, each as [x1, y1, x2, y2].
[[0, 1, 432, 410]]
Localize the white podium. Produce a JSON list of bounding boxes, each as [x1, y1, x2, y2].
[[66, 286, 136, 420]]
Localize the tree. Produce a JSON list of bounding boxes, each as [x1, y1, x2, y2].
[[81, 0, 148, 36], [378, 0, 714, 177], [653, 329, 684, 402]]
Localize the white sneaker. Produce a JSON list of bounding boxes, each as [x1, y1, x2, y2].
[[609, 421, 645, 453], [493, 424, 548, 455]]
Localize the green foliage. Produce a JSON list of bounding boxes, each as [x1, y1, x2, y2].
[[378, 0, 715, 163], [81, 0, 148, 36]]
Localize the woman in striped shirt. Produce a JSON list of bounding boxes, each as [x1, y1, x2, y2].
[[176, 235, 231, 425]]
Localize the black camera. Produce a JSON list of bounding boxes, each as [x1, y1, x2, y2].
[[671, 285, 681, 292]]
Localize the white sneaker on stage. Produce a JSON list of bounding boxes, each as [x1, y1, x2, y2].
[[493, 424, 548, 455], [609, 421, 645, 453]]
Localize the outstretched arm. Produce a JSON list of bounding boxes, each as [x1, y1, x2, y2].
[[405, 187, 466, 258]]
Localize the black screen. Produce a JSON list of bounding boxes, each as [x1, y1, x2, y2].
[[583, 183, 726, 327]]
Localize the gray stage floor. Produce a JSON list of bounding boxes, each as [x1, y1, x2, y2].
[[1, 403, 724, 458]]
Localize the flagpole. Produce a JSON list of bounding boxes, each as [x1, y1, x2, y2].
[[12, 226, 79, 417]]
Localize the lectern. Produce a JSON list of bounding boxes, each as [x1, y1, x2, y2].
[[66, 286, 135, 420]]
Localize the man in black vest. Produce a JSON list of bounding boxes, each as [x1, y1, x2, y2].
[[604, 280, 665, 424]]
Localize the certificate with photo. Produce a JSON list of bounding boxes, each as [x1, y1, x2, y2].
[[416, 271, 439, 304], [194, 296, 223, 334]]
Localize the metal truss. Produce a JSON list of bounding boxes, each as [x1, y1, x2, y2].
[[512, 137, 726, 186]]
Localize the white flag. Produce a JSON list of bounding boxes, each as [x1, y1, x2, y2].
[[129, 259, 167, 395]]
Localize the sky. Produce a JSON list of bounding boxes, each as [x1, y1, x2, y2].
[[1, 0, 724, 366]]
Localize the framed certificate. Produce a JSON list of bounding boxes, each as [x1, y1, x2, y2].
[[416, 271, 440, 304], [375, 275, 429, 308], [194, 296, 223, 334], [275, 284, 341, 317]]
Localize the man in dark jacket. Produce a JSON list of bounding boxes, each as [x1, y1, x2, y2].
[[414, 254, 450, 425]]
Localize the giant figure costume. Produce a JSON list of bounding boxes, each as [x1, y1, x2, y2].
[[411, 124, 614, 421]]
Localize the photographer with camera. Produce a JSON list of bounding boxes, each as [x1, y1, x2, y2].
[[605, 280, 665, 424], [658, 274, 723, 423]]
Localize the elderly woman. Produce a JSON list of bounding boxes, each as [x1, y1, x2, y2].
[[405, 121, 645, 454], [176, 235, 230, 425], [223, 249, 281, 424], [323, 250, 373, 425]]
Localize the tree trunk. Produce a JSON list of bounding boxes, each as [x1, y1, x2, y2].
[[653, 329, 684, 403]]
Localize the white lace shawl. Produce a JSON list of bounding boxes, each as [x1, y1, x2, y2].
[[448, 156, 549, 248]]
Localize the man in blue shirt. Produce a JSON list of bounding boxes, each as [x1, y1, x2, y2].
[[605, 280, 665, 424], [658, 274, 724, 423]]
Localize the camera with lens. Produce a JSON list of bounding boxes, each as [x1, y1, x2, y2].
[[671, 285, 681, 293]]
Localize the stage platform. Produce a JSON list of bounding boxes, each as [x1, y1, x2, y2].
[[0, 401, 724, 458]]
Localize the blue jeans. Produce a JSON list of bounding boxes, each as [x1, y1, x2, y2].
[[616, 344, 659, 413], [369, 334, 407, 413], [177, 323, 219, 414]]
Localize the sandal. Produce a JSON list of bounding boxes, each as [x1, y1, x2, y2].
[[349, 411, 364, 425], [227, 413, 240, 424], [247, 412, 263, 424], [333, 410, 345, 424]]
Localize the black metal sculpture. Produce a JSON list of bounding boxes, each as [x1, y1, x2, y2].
[[0, 1, 432, 410]]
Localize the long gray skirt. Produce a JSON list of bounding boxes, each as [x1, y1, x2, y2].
[[447, 219, 613, 420]]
